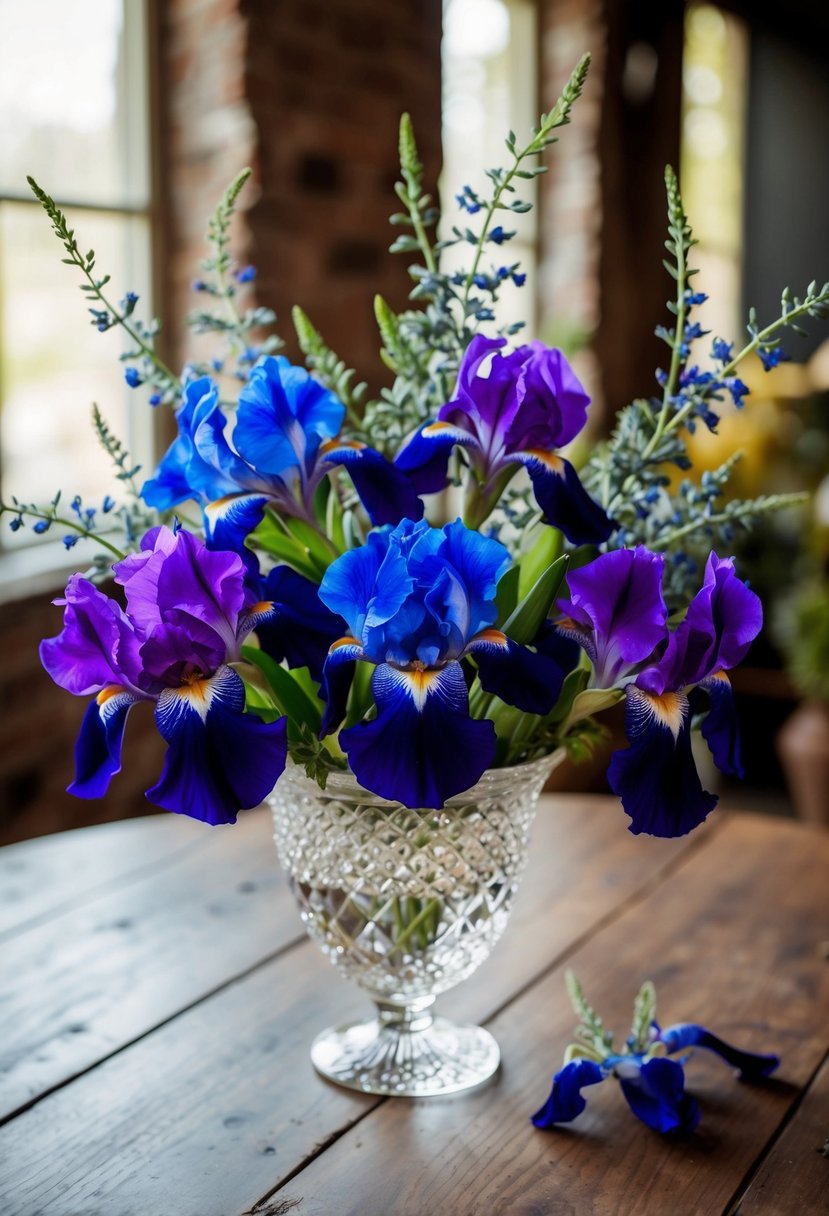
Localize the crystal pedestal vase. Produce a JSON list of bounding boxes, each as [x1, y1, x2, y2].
[[268, 752, 561, 1097]]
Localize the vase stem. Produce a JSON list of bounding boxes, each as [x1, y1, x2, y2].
[[375, 996, 435, 1034]]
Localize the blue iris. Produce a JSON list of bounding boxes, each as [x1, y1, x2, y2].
[[141, 357, 422, 561], [317, 518, 571, 808], [532, 1024, 778, 1135]]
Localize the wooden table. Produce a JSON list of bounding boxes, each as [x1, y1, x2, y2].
[[1, 797, 827, 1216]]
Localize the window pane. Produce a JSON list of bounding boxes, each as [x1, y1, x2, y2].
[[0, 202, 153, 545], [680, 3, 747, 350], [441, 0, 538, 334], [0, 0, 148, 208]]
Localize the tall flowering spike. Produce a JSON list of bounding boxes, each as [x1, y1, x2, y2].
[[395, 335, 613, 543], [40, 527, 288, 824], [317, 518, 561, 808], [142, 357, 422, 563], [605, 552, 762, 838]]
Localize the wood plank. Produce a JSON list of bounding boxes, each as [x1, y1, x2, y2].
[[729, 1052, 829, 1215], [0, 798, 704, 1216], [0, 809, 302, 1121], [269, 815, 829, 1216], [0, 811, 213, 938]]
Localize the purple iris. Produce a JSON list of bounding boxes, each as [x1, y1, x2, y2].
[[317, 517, 571, 808], [141, 357, 421, 557], [39, 526, 288, 825], [532, 1024, 778, 1135], [557, 546, 668, 687], [557, 548, 762, 837], [395, 335, 613, 544]]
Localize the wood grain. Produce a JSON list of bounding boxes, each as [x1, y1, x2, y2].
[[0, 810, 210, 939], [0, 798, 702, 1216], [273, 815, 829, 1216], [0, 809, 301, 1120], [729, 1052, 829, 1215]]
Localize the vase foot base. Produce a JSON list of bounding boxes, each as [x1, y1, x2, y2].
[[311, 1015, 500, 1097]]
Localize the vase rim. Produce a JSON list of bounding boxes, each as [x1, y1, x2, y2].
[[273, 746, 566, 809]]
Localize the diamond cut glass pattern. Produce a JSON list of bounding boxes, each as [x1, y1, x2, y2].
[[268, 752, 561, 1096]]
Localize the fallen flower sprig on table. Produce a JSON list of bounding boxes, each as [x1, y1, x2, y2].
[[531, 972, 779, 1135]]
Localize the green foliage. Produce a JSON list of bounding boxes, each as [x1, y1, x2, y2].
[[629, 980, 657, 1054], [92, 404, 142, 499], [240, 647, 346, 785], [241, 647, 324, 736], [565, 970, 615, 1061], [247, 509, 339, 581], [560, 716, 611, 765], [500, 555, 569, 644], [563, 975, 662, 1064], [27, 175, 180, 405], [292, 306, 369, 434], [186, 168, 282, 380]]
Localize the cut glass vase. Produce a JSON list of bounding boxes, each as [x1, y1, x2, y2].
[[268, 751, 562, 1097]]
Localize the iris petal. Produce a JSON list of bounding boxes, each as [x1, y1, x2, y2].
[[319, 529, 412, 648], [203, 492, 273, 558], [319, 638, 366, 736], [321, 441, 424, 526], [340, 661, 496, 808], [440, 519, 510, 639], [40, 574, 143, 696], [234, 356, 345, 474], [531, 1059, 605, 1127], [466, 629, 566, 715], [682, 553, 763, 682], [618, 1057, 700, 1134], [394, 421, 474, 495], [557, 547, 667, 686], [69, 688, 142, 798], [659, 1023, 779, 1079], [697, 672, 744, 778], [510, 452, 614, 546], [148, 665, 287, 824], [141, 377, 228, 509], [607, 686, 718, 837], [254, 566, 344, 683]]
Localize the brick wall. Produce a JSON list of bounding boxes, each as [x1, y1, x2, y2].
[[163, 0, 443, 383]]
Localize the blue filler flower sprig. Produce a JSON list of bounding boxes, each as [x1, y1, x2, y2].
[[25, 176, 181, 410], [185, 168, 283, 386], [585, 168, 826, 606], [531, 972, 779, 1135]]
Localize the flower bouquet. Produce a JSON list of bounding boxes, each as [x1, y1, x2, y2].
[[7, 55, 827, 1095]]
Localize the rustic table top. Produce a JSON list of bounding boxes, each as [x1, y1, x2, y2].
[[1, 797, 827, 1216]]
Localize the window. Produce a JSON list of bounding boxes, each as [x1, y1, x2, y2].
[[0, 0, 154, 578], [680, 3, 748, 351], [441, 0, 539, 334]]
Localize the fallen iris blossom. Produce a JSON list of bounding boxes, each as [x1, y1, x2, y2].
[[531, 973, 779, 1135]]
